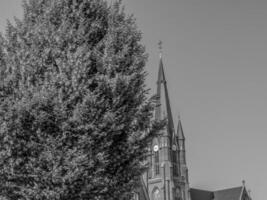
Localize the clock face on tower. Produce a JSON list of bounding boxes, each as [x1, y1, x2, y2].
[[153, 145, 159, 152]]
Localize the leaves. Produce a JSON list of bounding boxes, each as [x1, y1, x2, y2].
[[0, 0, 163, 199]]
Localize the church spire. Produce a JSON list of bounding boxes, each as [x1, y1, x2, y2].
[[155, 41, 175, 140], [177, 114, 185, 140], [177, 115, 187, 167]]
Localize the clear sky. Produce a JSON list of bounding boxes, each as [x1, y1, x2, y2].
[[0, 1, 266, 200]]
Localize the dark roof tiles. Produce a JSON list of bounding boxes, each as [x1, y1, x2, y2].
[[214, 186, 243, 200], [190, 188, 214, 200], [191, 186, 244, 200]]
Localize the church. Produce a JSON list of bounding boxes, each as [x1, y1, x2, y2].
[[134, 49, 252, 200]]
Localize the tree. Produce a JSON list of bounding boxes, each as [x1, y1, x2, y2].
[[0, 0, 163, 199]]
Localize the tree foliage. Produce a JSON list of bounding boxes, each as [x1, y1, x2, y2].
[[0, 0, 163, 199]]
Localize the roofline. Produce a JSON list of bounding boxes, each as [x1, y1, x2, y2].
[[190, 188, 212, 193], [213, 186, 243, 192]]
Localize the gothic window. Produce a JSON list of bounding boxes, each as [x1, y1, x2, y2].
[[152, 188, 161, 200], [172, 150, 178, 176], [168, 147, 171, 160], [173, 188, 181, 200], [148, 146, 152, 178], [182, 151, 186, 163], [154, 150, 160, 175], [186, 168, 189, 182]]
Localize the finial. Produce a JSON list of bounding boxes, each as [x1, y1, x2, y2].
[[242, 180, 245, 186], [158, 40, 163, 57]]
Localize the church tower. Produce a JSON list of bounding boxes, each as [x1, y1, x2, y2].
[[137, 43, 190, 200], [176, 116, 190, 200], [136, 44, 253, 200]]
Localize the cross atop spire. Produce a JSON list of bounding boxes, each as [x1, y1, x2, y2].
[[242, 180, 246, 186], [158, 40, 163, 57]]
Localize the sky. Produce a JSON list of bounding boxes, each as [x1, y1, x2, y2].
[[0, 1, 266, 199]]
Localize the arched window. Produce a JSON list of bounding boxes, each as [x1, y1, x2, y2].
[[173, 187, 181, 200], [152, 188, 161, 200], [172, 150, 178, 176], [148, 145, 152, 178], [153, 142, 160, 176], [154, 149, 160, 175]]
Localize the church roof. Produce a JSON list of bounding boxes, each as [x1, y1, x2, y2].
[[190, 186, 244, 200], [214, 186, 243, 200], [190, 188, 214, 200]]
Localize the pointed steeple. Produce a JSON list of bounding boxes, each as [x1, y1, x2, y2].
[[177, 115, 187, 166], [155, 41, 175, 140], [177, 114, 185, 140]]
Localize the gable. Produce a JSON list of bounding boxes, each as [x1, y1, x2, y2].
[[240, 187, 251, 200]]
